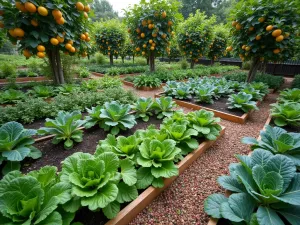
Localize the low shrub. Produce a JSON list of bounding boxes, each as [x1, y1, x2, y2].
[[78, 67, 90, 78], [0, 62, 17, 79], [180, 59, 189, 69], [95, 52, 107, 64], [292, 74, 300, 88], [133, 75, 162, 88]]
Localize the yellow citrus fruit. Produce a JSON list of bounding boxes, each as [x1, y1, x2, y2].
[[14, 28, 25, 37], [136, 47, 140, 51], [242, 45, 246, 50], [142, 51, 145, 55], [232, 21, 237, 26], [266, 25, 273, 31], [50, 38, 59, 45], [57, 35, 64, 43], [150, 46, 155, 50], [148, 24, 153, 29], [25, 2, 36, 13], [70, 47, 76, 53], [147, 19, 152, 24], [80, 34, 86, 40], [258, 17, 265, 23], [276, 35, 284, 42], [65, 43, 72, 50], [149, 39, 153, 44], [162, 34, 167, 39], [31, 19, 38, 27], [152, 43, 156, 47], [136, 28, 141, 33], [142, 20, 147, 26], [245, 46, 251, 51], [141, 33, 145, 38], [56, 17, 65, 25], [84, 32, 89, 37], [83, 12, 88, 19], [37, 52, 45, 58], [16, 2, 27, 12], [236, 23, 242, 30], [9, 29, 16, 37], [273, 49, 280, 54], [227, 46, 233, 51], [37, 45, 45, 52], [23, 49, 31, 58], [84, 4, 90, 12], [86, 37, 90, 42], [38, 6, 48, 16], [143, 44, 147, 48], [68, 40, 74, 45], [52, 9, 62, 19], [255, 35, 261, 40], [76, 2, 84, 11], [272, 29, 282, 37], [162, 11, 167, 18]]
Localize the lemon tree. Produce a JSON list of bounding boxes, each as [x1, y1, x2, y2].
[[229, 0, 299, 82], [0, 0, 92, 84], [177, 10, 215, 68], [124, 0, 181, 72], [208, 24, 228, 64], [95, 19, 126, 65]]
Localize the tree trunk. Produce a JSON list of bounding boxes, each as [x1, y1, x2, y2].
[[190, 60, 195, 69], [169, 58, 171, 64], [211, 59, 214, 65], [147, 57, 149, 65], [149, 51, 155, 72], [47, 48, 65, 84], [122, 57, 124, 63], [133, 55, 134, 64], [109, 54, 113, 66], [247, 57, 261, 83]]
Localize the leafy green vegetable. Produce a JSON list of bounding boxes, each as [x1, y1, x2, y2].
[[194, 86, 215, 104], [0, 121, 42, 174], [242, 125, 300, 167], [133, 75, 161, 88], [131, 97, 153, 122], [84, 105, 103, 129], [270, 102, 300, 127], [56, 84, 80, 96], [241, 86, 264, 101], [0, 166, 72, 225], [250, 82, 269, 95], [172, 84, 192, 100], [152, 97, 177, 119], [38, 110, 86, 150], [204, 149, 300, 225], [28, 85, 55, 98], [99, 101, 136, 135], [0, 89, 26, 104], [227, 92, 258, 113], [278, 88, 300, 103]]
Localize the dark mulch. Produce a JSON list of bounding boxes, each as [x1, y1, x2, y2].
[[21, 116, 162, 173], [270, 120, 300, 133], [175, 96, 245, 117]]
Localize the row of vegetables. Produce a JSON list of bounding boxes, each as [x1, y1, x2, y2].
[[163, 77, 269, 113], [0, 96, 223, 224]]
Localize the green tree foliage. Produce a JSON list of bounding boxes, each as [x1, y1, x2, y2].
[[95, 19, 126, 65], [119, 41, 134, 63], [229, 0, 300, 82], [91, 0, 118, 21], [125, 0, 182, 72], [177, 10, 215, 68]]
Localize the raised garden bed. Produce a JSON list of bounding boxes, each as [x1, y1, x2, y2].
[[0, 76, 48, 84], [261, 114, 300, 134], [91, 72, 140, 78], [155, 92, 260, 124]]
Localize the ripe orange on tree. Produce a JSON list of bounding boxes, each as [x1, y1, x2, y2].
[[52, 9, 62, 19], [37, 45, 45, 52], [56, 17, 65, 25], [24, 2, 36, 13], [38, 6, 48, 16], [272, 29, 282, 37], [50, 38, 59, 45], [31, 19, 38, 27], [84, 5, 90, 12], [23, 49, 31, 58], [266, 25, 273, 31], [276, 35, 284, 42], [76, 2, 84, 11], [14, 28, 25, 37], [37, 52, 45, 58]]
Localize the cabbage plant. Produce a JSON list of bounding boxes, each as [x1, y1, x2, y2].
[[99, 101, 136, 135], [56, 84, 80, 95], [204, 150, 300, 225], [172, 84, 192, 100], [227, 92, 258, 113], [131, 97, 153, 122], [242, 125, 300, 167], [152, 97, 177, 119], [0, 121, 42, 174], [270, 102, 300, 127], [38, 110, 86, 149], [250, 82, 269, 95], [28, 85, 55, 98], [0, 167, 73, 225], [60, 152, 138, 219], [0, 89, 26, 104], [136, 139, 181, 189], [278, 88, 300, 103], [84, 105, 103, 129], [194, 86, 215, 104], [241, 86, 264, 101]]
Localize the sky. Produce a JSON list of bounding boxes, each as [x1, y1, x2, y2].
[[108, 0, 140, 16]]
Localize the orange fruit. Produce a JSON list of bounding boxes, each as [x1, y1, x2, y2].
[[37, 45, 45, 52], [86, 37, 90, 42], [148, 24, 153, 29], [152, 43, 156, 47], [67, 40, 74, 45], [84, 4, 90, 12], [162, 11, 167, 18], [80, 34, 86, 40], [70, 47, 76, 53], [23, 49, 31, 58], [31, 19, 38, 27], [25, 2, 36, 13], [37, 52, 45, 58], [38, 6, 48, 16], [147, 19, 152, 24], [56, 17, 65, 25], [9, 29, 16, 37], [142, 51, 145, 55], [143, 44, 147, 48], [16, 2, 26, 11], [57, 35, 64, 43], [276, 35, 284, 42], [84, 32, 89, 37], [65, 43, 72, 50], [152, 33, 157, 37], [272, 29, 282, 37], [168, 21, 173, 26], [136, 28, 140, 33], [236, 23, 242, 30], [83, 12, 88, 19], [52, 9, 62, 19], [14, 28, 25, 37], [266, 25, 273, 31], [227, 46, 233, 51], [242, 45, 246, 49], [149, 39, 153, 44], [232, 21, 237, 26], [258, 17, 265, 23], [162, 34, 167, 39], [273, 49, 280, 54], [136, 47, 140, 51], [50, 38, 59, 45], [255, 35, 261, 40], [76, 2, 84, 11], [245, 46, 251, 51], [142, 20, 147, 26], [141, 33, 145, 38], [248, 26, 254, 31], [150, 46, 155, 50], [0, 21, 4, 28]]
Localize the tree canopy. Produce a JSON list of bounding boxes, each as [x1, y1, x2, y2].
[[92, 0, 118, 21]]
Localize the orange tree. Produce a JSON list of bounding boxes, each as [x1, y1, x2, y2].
[[208, 25, 228, 65], [119, 41, 134, 63], [95, 19, 126, 65], [229, 0, 300, 82], [0, 0, 92, 84], [177, 10, 216, 69], [124, 0, 181, 72], [167, 39, 181, 63]]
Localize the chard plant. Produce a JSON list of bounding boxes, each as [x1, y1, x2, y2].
[[60, 152, 138, 219], [38, 110, 86, 150], [0, 121, 42, 174], [227, 92, 258, 113], [270, 102, 300, 127], [278, 88, 300, 103], [242, 125, 300, 167], [152, 97, 177, 119], [204, 149, 300, 225], [131, 97, 153, 122], [99, 101, 136, 135]]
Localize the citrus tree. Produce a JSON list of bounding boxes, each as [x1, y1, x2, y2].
[[208, 24, 228, 64], [177, 10, 216, 68], [167, 40, 181, 63], [119, 41, 134, 63], [124, 0, 181, 72], [95, 19, 126, 65], [0, 0, 92, 84], [229, 0, 300, 82]]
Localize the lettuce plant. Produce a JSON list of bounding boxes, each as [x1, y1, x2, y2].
[[227, 92, 258, 113], [99, 101, 136, 135], [0, 89, 25, 104], [194, 86, 214, 104], [0, 167, 73, 225], [38, 110, 86, 149], [135, 125, 168, 142], [278, 88, 300, 103], [84, 105, 103, 129], [187, 110, 222, 140], [270, 102, 300, 127], [28, 85, 55, 98], [136, 139, 181, 189], [131, 97, 153, 122], [60, 152, 138, 219], [152, 97, 177, 119], [0, 121, 42, 174], [242, 125, 300, 167], [204, 150, 300, 225]]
